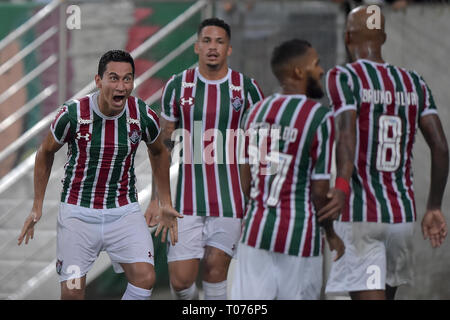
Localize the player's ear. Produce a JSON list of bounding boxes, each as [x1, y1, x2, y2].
[[381, 31, 386, 45], [194, 40, 200, 55], [344, 31, 351, 47], [293, 66, 304, 80], [227, 45, 232, 57], [95, 74, 102, 89]]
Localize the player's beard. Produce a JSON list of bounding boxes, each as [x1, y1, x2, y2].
[[306, 74, 324, 100]]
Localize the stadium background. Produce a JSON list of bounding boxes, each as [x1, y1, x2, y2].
[[0, 0, 449, 299]]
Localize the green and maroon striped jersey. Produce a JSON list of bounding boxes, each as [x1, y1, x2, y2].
[[326, 59, 438, 223], [50, 92, 160, 209], [240, 94, 334, 257], [161, 67, 264, 218]]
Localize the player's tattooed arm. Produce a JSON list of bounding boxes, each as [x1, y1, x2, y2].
[[317, 110, 356, 222], [161, 117, 177, 152], [419, 114, 449, 248]]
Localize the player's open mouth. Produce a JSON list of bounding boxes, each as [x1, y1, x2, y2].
[[207, 53, 219, 58], [113, 95, 125, 103]]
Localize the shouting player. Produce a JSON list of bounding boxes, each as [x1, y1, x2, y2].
[[18, 50, 181, 300]]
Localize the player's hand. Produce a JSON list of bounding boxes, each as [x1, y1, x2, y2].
[[144, 199, 160, 227], [422, 209, 447, 248], [18, 209, 42, 246], [154, 205, 183, 246], [317, 188, 346, 223], [326, 230, 345, 261]]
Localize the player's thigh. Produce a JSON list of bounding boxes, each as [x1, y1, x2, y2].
[[167, 215, 205, 263], [278, 255, 322, 300], [385, 222, 414, 288], [326, 222, 387, 293], [230, 244, 276, 300], [56, 203, 102, 283], [104, 204, 154, 273], [204, 216, 242, 259]]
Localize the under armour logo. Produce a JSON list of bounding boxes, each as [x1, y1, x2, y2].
[[77, 118, 93, 125], [148, 251, 153, 258], [127, 117, 140, 125], [76, 131, 92, 141], [182, 81, 195, 89], [180, 97, 194, 107], [229, 84, 242, 92]]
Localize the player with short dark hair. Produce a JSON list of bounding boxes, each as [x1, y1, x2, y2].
[[18, 49, 181, 300], [320, 6, 449, 300], [230, 39, 344, 300], [146, 17, 264, 300]]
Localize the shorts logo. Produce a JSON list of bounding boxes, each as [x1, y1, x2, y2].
[[148, 251, 153, 258], [76, 131, 92, 141], [231, 97, 243, 111], [129, 129, 141, 144], [56, 259, 63, 275]]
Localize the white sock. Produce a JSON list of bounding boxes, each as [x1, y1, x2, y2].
[[121, 282, 152, 300], [202, 280, 227, 300], [170, 282, 199, 300]]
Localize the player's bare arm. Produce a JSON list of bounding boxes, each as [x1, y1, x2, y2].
[[312, 179, 345, 260], [147, 133, 183, 245], [239, 163, 251, 200], [317, 109, 357, 222], [18, 132, 63, 245], [145, 118, 178, 226], [419, 113, 449, 248]]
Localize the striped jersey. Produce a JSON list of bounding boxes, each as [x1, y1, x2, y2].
[[161, 67, 264, 218], [326, 59, 438, 223], [50, 92, 160, 209], [240, 94, 334, 257]]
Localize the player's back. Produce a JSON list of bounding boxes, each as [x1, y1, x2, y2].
[[326, 59, 437, 223], [241, 93, 333, 257]]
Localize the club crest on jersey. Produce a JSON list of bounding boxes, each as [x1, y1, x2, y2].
[[56, 259, 63, 275], [231, 96, 243, 111], [129, 129, 141, 144], [76, 131, 92, 141], [180, 97, 194, 108]]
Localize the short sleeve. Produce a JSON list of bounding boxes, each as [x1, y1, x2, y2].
[[326, 67, 357, 117], [50, 105, 72, 145], [418, 75, 438, 117], [140, 100, 161, 145], [160, 75, 179, 122], [310, 110, 334, 180], [246, 78, 264, 109]]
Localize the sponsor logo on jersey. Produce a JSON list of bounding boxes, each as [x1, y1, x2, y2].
[[180, 97, 194, 108], [127, 117, 140, 125], [182, 81, 195, 89], [76, 131, 92, 141], [229, 84, 242, 92], [129, 129, 141, 144], [56, 259, 63, 275], [231, 96, 243, 111], [77, 118, 93, 125]]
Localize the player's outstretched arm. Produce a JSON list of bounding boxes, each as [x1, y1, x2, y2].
[[419, 114, 449, 248], [317, 110, 356, 222], [18, 132, 62, 245], [144, 118, 177, 227], [147, 134, 182, 245]]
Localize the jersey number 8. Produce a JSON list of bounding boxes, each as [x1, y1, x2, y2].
[[376, 115, 402, 172]]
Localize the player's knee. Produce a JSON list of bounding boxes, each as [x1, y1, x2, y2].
[[61, 286, 85, 300], [139, 268, 156, 289], [203, 259, 228, 282], [170, 276, 195, 292]]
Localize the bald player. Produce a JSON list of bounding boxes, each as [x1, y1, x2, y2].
[[320, 6, 449, 300]]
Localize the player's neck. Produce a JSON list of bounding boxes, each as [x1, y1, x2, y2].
[[198, 63, 229, 81], [281, 81, 306, 96], [353, 46, 384, 64]]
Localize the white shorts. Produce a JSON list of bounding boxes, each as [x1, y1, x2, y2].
[[56, 202, 154, 282], [325, 221, 414, 294], [167, 215, 242, 262], [230, 243, 322, 300]]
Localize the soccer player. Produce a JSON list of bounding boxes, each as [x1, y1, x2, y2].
[[17, 50, 182, 300], [230, 39, 345, 300], [147, 18, 264, 300], [320, 6, 449, 300]]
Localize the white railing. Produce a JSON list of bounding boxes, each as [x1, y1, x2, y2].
[[0, 0, 208, 194]]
